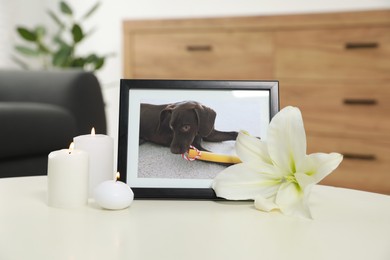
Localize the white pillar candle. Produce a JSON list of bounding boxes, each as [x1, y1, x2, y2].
[[74, 128, 114, 197], [47, 143, 89, 208]]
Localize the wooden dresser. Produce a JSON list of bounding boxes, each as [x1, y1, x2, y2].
[[123, 10, 390, 194]]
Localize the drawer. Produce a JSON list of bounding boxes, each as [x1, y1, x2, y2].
[[275, 27, 390, 80], [131, 31, 274, 79], [280, 80, 390, 139], [307, 135, 390, 194]]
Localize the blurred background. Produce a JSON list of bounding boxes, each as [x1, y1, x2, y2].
[[1, 0, 389, 136], [1, 0, 389, 193]]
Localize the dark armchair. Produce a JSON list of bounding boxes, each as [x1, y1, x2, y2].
[[0, 70, 107, 177]]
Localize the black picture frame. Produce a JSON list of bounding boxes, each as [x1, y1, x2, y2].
[[118, 79, 279, 199]]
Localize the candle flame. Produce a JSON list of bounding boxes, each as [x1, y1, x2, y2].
[[115, 172, 120, 181], [68, 142, 74, 154], [91, 127, 96, 136]]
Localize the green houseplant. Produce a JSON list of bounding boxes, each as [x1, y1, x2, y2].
[[14, 1, 112, 71]]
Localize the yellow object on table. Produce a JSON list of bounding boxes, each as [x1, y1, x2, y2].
[[186, 148, 241, 164]]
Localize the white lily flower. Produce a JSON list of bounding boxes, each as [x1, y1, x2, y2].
[[212, 106, 343, 218]]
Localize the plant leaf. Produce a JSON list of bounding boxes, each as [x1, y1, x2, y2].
[[52, 45, 72, 67], [71, 57, 86, 67], [37, 42, 51, 54], [52, 35, 68, 46], [82, 2, 101, 20], [15, 45, 40, 56], [85, 54, 104, 70], [17, 27, 37, 42], [85, 54, 98, 63], [35, 26, 46, 40], [93, 57, 104, 70], [60, 1, 73, 15], [71, 24, 84, 43], [47, 10, 65, 29]]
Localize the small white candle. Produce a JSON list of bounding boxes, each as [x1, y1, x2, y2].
[[47, 143, 89, 208], [74, 128, 114, 197], [94, 173, 134, 210]]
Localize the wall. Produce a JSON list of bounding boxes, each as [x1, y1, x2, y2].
[[0, 0, 55, 69]]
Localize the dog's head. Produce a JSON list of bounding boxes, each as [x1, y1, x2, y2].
[[159, 101, 216, 154]]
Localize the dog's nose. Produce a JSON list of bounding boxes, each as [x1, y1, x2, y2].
[[170, 146, 187, 154]]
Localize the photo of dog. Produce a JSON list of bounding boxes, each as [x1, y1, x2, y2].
[[118, 80, 277, 194], [134, 92, 268, 181], [139, 101, 238, 154]]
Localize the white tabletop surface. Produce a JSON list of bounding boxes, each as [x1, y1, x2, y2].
[[1, 176, 390, 260]]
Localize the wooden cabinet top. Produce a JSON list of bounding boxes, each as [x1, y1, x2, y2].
[[123, 10, 390, 31]]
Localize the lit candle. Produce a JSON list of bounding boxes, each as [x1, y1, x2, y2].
[[74, 128, 114, 197], [47, 143, 89, 208], [94, 172, 134, 210]]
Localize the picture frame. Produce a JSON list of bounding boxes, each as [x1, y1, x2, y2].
[[117, 80, 279, 199]]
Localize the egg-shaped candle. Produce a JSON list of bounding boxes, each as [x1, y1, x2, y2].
[[94, 173, 134, 210]]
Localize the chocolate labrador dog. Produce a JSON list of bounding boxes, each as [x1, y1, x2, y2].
[[139, 101, 238, 154]]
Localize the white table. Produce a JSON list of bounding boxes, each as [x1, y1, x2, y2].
[[1, 176, 390, 260]]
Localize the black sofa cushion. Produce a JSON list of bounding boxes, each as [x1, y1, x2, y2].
[[0, 70, 106, 177], [0, 102, 76, 159], [0, 70, 106, 135]]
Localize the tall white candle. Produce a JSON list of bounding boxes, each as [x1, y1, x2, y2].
[[74, 128, 114, 197], [47, 143, 89, 208]]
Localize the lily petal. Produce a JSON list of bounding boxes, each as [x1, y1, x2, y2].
[[244, 159, 285, 179], [305, 152, 343, 184], [294, 172, 317, 215], [275, 182, 312, 219], [212, 163, 280, 200], [267, 106, 307, 175], [254, 195, 279, 212], [235, 130, 272, 164], [295, 172, 315, 192]]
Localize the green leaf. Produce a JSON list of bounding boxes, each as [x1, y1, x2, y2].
[[71, 24, 84, 43], [47, 10, 65, 29], [85, 54, 98, 63], [84, 54, 104, 70], [53, 35, 68, 46], [15, 45, 40, 56], [37, 42, 51, 54], [71, 57, 86, 67], [52, 46, 72, 67], [35, 26, 46, 39], [60, 1, 73, 15], [82, 2, 101, 20], [93, 57, 104, 70], [17, 27, 37, 42]]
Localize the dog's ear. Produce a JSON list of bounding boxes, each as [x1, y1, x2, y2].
[[158, 105, 175, 130], [194, 104, 216, 137]]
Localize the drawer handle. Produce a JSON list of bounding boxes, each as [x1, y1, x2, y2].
[[345, 42, 379, 49], [186, 45, 213, 52], [343, 153, 377, 161], [343, 99, 378, 105]]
